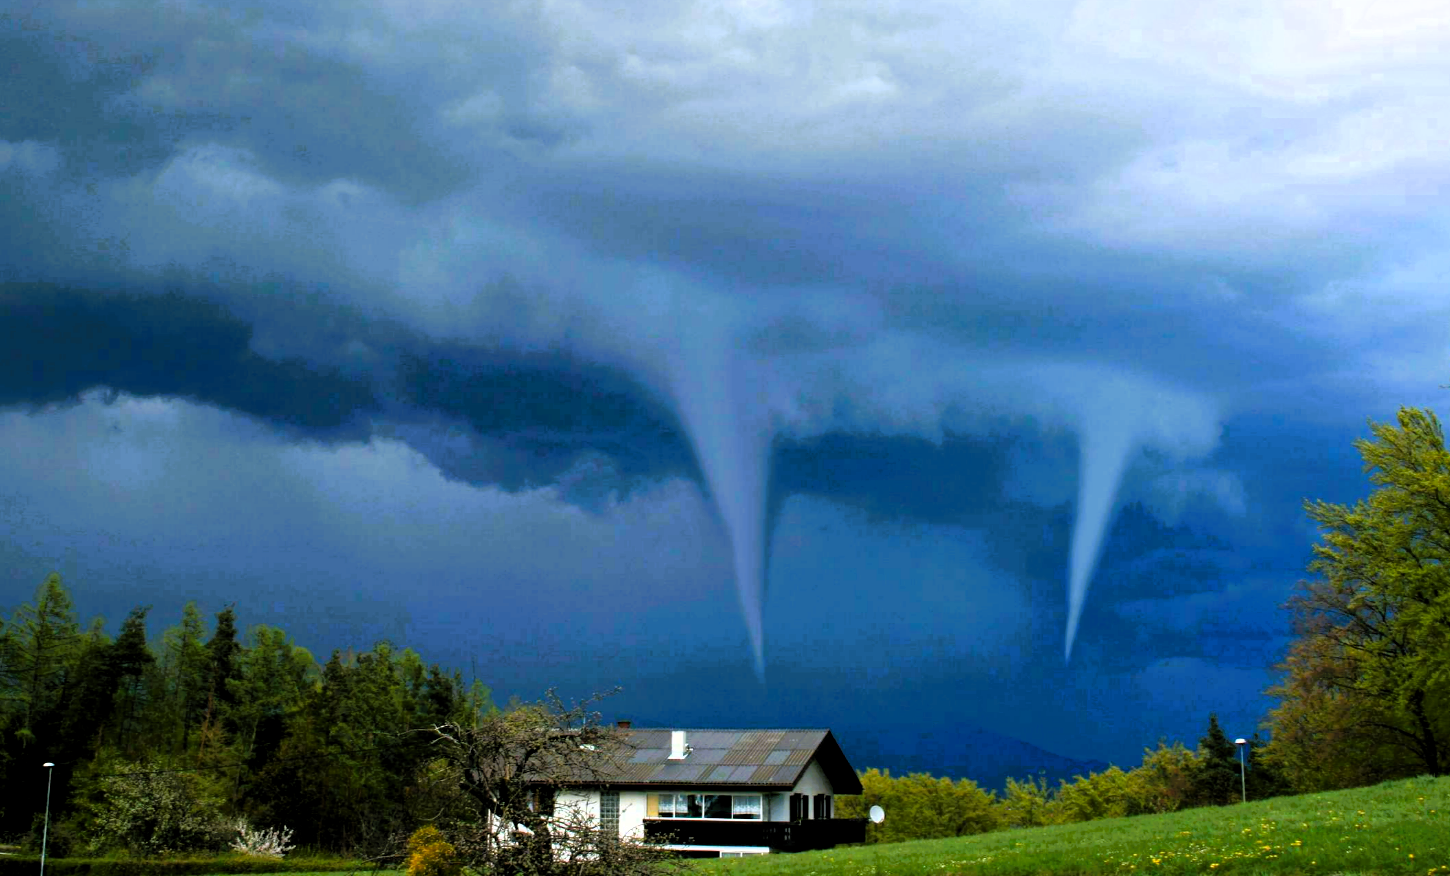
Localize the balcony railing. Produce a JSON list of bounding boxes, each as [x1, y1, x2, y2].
[[642, 818, 866, 852]]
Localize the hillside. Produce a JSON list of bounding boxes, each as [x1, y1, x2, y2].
[[690, 774, 1449, 876]]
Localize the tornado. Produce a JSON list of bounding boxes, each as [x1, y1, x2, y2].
[[668, 332, 774, 680], [1064, 417, 1136, 662]]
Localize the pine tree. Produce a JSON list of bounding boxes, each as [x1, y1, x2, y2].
[[110, 606, 156, 755], [1193, 713, 1239, 806], [2, 573, 82, 746]]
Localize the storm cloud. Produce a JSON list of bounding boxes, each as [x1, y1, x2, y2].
[[3, 0, 1448, 764]]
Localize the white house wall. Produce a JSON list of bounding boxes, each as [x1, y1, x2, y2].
[[791, 758, 834, 797], [619, 791, 649, 840]]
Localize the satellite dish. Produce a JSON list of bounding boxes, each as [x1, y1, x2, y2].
[[869, 805, 885, 824]]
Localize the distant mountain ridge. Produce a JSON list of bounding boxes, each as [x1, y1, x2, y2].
[[832, 724, 1112, 794], [616, 714, 1109, 794]]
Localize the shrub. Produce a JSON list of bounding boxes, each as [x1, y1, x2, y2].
[[228, 819, 295, 859], [89, 767, 230, 855], [405, 826, 459, 876]]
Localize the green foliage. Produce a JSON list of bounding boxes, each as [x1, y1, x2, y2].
[[1265, 406, 1450, 791], [1052, 765, 1136, 823], [86, 761, 230, 855], [998, 774, 1053, 827], [1, 572, 83, 745], [838, 768, 1001, 843], [1127, 739, 1203, 814], [405, 826, 459, 876], [0, 578, 475, 850], [1192, 713, 1240, 807]]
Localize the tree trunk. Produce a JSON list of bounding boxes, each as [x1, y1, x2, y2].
[[1408, 688, 1443, 776]]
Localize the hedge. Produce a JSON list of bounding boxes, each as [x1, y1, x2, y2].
[[0, 857, 391, 876]]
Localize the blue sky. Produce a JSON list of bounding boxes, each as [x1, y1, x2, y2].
[[2, 0, 1446, 771]]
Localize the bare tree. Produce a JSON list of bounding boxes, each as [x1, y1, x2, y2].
[[416, 688, 686, 876]]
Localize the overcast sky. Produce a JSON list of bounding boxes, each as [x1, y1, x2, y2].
[[2, 0, 1447, 770]]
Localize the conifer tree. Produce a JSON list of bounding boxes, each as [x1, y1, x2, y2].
[[1193, 713, 1239, 806]]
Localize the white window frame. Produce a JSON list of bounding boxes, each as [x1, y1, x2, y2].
[[653, 793, 764, 820]]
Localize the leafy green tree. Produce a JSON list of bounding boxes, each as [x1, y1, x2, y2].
[[1124, 740, 1202, 814], [998, 774, 1053, 827], [86, 758, 230, 854], [1264, 407, 1450, 786], [1053, 765, 1136, 822], [838, 768, 1000, 843]]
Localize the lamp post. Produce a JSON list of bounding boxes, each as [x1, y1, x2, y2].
[[1234, 739, 1247, 804], [41, 762, 55, 876]]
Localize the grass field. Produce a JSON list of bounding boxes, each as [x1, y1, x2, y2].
[[688, 775, 1449, 876]]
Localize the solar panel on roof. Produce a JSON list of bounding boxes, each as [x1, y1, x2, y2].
[[763, 750, 788, 765], [630, 748, 667, 763], [729, 764, 758, 782], [690, 731, 739, 748], [778, 731, 822, 748], [691, 748, 728, 764]]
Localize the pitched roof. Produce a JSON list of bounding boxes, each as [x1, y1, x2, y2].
[[576, 728, 863, 794]]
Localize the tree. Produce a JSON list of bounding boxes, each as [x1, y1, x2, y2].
[[110, 606, 156, 756], [420, 689, 681, 876], [1192, 714, 1239, 806], [837, 768, 1000, 843], [1264, 408, 1450, 787], [1125, 740, 1202, 814], [0, 573, 82, 746], [84, 758, 230, 855], [998, 774, 1053, 828], [1243, 732, 1287, 800], [160, 602, 210, 756], [1053, 765, 1136, 823]]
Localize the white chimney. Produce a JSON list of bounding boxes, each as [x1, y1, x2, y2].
[[669, 730, 689, 760]]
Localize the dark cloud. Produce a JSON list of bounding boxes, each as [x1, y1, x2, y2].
[[2, 0, 1446, 775], [0, 282, 377, 434]]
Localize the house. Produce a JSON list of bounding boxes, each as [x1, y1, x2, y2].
[[543, 725, 867, 858]]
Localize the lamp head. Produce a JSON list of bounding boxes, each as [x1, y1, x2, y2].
[[1234, 738, 1246, 745], [42, 762, 55, 768]]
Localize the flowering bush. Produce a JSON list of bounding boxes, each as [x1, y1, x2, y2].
[[229, 819, 295, 859], [90, 769, 230, 855], [405, 826, 459, 876]]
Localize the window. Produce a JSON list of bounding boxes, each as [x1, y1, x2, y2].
[[789, 793, 807, 822], [600, 791, 620, 836], [732, 795, 762, 819], [525, 787, 555, 815], [653, 793, 762, 820]]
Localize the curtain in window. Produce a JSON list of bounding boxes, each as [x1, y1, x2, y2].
[[733, 795, 762, 819]]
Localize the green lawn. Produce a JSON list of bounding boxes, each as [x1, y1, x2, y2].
[[688, 775, 1449, 876]]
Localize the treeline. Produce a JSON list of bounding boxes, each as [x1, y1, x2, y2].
[[837, 714, 1286, 843], [0, 579, 492, 857]]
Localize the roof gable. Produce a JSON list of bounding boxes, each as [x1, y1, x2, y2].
[[574, 728, 863, 793]]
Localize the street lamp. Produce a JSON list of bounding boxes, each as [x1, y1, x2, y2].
[[1234, 739, 1247, 804], [41, 762, 55, 876]]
